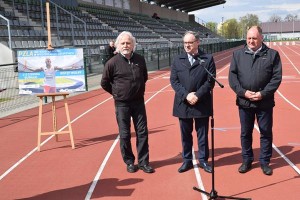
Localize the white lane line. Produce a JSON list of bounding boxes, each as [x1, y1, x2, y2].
[[85, 135, 119, 200], [0, 97, 112, 181], [277, 46, 300, 74], [213, 127, 240, 132], [85, 84, 172, 199], [285, 46, 300, 56], [215, 56, 231, 64], [272, 144, 300, 175], [254, 125, 300, 175], [0, 72, 169, 181], [288, 143, 300, 146], [276, 90, 300, 111], [192, 149, 208, 200], [0, 97, 113, 181]]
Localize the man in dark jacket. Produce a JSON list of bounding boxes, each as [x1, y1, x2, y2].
[[170, 31, 216, 173], [102, 40, 116, 64], [229, 26, 282, 176], [101, 31, 154, 174]]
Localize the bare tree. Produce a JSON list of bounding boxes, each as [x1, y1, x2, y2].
[[284, 14, 298, 21], [269, 14, 282, 22]]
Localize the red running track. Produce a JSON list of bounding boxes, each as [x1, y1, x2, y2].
[[0, 43, 299, 200]]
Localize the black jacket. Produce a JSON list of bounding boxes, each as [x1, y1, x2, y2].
[[102, 45, 116, 64], [229, 43, 282, 109], [170, 50, 216, 118], [101, 53, 148, 104]]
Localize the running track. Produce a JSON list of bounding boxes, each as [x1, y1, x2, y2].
[[0, 42, 299, 200]]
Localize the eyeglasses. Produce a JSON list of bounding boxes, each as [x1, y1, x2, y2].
[[183, 40, 197, 45]]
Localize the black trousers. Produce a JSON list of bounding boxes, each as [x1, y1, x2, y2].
[[115, 100, 149, 166], [179, 117, 209, 163], [238, 107, 273, 165]]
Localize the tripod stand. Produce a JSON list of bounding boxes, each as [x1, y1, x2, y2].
[[193, 64, 251, 200]]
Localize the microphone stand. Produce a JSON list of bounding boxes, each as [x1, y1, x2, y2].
[[193, 60, 251, 200]]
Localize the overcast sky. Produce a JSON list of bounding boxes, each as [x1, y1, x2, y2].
[[190, 0, 300, 24]]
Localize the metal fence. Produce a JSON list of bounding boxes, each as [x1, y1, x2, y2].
[[0, 40, 245, 117]]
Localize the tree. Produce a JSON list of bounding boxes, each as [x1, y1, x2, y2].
[[269, 14, 282, 22], [239, 14, 259, 39], [222, 19, 239, 39], [284, 14, 298, 21], [206, 22, 217, 33]]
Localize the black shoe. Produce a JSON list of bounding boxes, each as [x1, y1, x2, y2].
[[139, 164, 155, 173], [199, 162, 212, 173], [178, 162, 193, 173], [238, 162, 252, 173], [127, 164, 137, 173], [261, 164, 273, 176]]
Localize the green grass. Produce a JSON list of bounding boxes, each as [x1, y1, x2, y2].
[[0, 98, 12, 103]]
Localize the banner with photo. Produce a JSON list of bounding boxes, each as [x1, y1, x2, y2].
[[17, 48, 86, 94]]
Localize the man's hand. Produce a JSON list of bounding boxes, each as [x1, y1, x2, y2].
[[186, 92, 198, 105], [245, 90, 262, 101]]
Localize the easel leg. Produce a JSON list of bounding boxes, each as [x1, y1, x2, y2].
[[37, 97, 43, 151], [64, 95, 75, 149], [52, 96, 58, 142]]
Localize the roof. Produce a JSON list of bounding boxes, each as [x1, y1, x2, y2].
[[147, 0, 226, 12]]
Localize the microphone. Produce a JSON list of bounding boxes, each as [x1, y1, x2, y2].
[[193, 53, 206, 66], [193, 53, 224, 88]]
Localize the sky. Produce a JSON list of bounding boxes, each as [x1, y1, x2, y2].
[[190, 0, 300, 24]]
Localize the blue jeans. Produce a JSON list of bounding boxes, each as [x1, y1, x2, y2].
[[238, 107, 273, 165]]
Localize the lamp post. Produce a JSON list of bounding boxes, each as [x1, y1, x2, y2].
[[221, 17, 224, 37], [293, 15, 296, 39]]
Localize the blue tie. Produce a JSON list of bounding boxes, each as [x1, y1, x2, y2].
[[189, 56, 194, 65]]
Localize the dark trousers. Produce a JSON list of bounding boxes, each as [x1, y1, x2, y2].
[[115, 101, 149, 166], [238, 107, 273, 165], [179, 117, 209, 163]]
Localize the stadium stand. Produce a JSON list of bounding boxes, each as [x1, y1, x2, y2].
[[1, 0, 246, 116]]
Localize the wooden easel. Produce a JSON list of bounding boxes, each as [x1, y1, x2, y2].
[[36, 92, 75, 151]]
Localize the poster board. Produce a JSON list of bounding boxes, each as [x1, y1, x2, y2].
[[17, 48, 86, 94]]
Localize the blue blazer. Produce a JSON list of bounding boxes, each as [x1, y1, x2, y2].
[[170, 50, 216, 118]]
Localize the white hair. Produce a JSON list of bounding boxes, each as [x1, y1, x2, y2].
[[115, 31, 136, 52]]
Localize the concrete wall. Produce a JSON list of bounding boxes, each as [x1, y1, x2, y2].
[[79, 0, 189, 22], [0, 44, 14, 66], [129, 0, 188, 22]]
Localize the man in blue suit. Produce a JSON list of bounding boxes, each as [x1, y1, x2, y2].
[[170, 31, 216, 173]]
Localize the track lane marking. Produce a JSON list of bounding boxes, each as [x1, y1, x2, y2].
[[277, 46, 300, 74], [0, 72, 169, 181], [254, 125, 300, 175], [0, 96, 113, 181], [276, 90, 300, 111], [85, 83, 172, 199], [192, 149, 208, 200]]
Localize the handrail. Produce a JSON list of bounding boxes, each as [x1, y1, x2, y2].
[[48, 0, 87, 47], [0, 63, 18, 67], [0, 14, 12, 49]]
